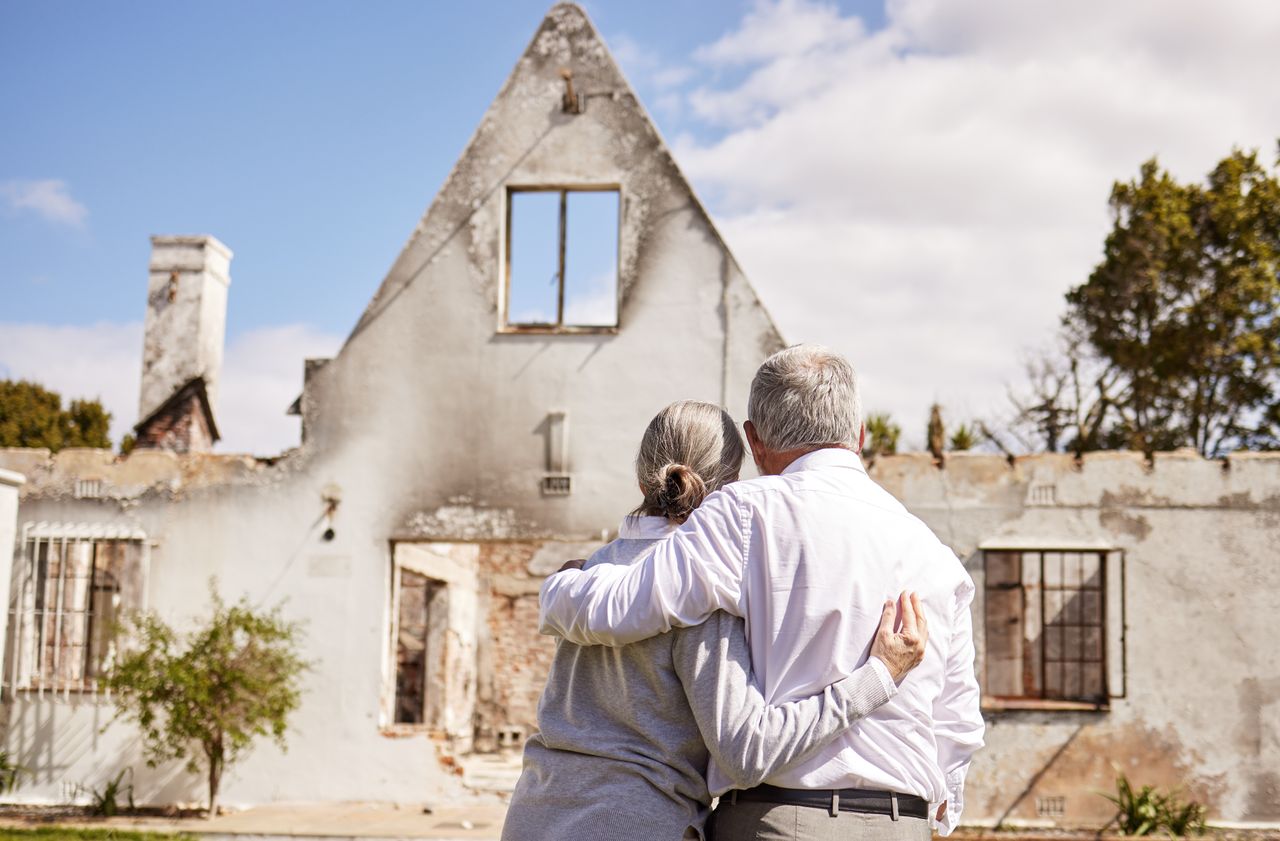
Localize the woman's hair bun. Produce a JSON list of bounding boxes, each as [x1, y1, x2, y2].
[[654, 463, 707, 524]]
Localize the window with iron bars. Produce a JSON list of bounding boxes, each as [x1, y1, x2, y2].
[[983, 549, 1125, 709], [10, 527, 147, 694]]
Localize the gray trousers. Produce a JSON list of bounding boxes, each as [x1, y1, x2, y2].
[[707, 800, 931, 841]]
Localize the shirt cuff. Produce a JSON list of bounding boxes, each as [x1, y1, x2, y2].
[[932, 766, 967, 836], [831, 658, 898, 723], [866, 656, 897, 699]]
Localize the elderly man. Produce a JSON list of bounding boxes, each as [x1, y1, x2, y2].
[[539, 345, 984, 840]]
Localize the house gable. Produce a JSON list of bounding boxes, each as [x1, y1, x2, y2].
[[295, 3, 785, 538]]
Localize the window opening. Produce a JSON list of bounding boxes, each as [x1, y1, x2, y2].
[[983, 549, 1118, 706], [11, 528, 143, 694], [393, 568, 446, 725], [505, 187, 619, 330]]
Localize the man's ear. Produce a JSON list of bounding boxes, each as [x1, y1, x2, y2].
[[743, 420, 766, 471], [857, 423, 866, 454]]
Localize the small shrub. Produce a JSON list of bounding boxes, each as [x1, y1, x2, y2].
[[80, 767, 135, 817], [0, 749, 25, 793], [1101, 772, 1207, 837], [1162, 795, 1208, 837], [105, 582, 308, 817]]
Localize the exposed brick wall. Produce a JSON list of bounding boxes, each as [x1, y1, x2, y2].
[[135, 390, 215, 454], [475, 542, 557, 745]]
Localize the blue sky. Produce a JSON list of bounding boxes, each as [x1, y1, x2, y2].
[[2, 0, 1276, 453], [0, 0, 881, 336]]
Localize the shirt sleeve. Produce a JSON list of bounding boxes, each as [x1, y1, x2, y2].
[[671, 612, 897, 794], [930, 576, 985, 836], [538, 489, 747, 646]]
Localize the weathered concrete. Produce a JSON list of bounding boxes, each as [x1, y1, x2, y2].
[[0, 469, 23, 687], [867, 451, 1280, 827], [139, 236, 231, 427]]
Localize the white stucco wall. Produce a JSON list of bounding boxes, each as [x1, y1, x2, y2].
[[0, 469, 23, 678]]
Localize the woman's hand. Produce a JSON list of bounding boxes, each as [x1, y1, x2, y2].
[[869, 591, 928, 683]]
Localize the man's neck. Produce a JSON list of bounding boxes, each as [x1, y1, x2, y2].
[[759, 444, 853, 476]]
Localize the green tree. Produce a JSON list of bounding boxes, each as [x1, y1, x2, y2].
[[0, 379, 112, 451], [862, 412, 901, 460], [105, 586, 308, 816], [1064, 146, 1280, 455]]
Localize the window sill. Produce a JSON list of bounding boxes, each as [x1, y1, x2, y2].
[[380, 724, 447, 739], [497, 325, 618, 336], [14, 685, 106, 696], [982, 696, 1110, 713]]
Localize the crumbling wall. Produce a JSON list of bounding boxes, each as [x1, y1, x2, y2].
[[870, 450, 1280, 827], [474, 539, 602, 750]]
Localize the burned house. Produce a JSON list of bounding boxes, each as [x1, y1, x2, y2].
[[0, 3, 1277, 829]]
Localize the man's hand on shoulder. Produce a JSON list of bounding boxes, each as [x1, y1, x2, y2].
[[557, 559, 586, 573], [870, 591, 928, 683]]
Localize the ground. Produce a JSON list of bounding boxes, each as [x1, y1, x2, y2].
[[1, 806, 1278, 841]]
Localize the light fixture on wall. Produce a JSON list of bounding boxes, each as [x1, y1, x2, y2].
[[321, 483, 342, 541]]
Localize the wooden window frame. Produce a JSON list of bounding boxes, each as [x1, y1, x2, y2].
[[499, 185, 621, 335], [981, 548, 1126, 712]]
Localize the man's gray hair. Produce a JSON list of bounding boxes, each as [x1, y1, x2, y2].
[[747, 345, 863, 451]]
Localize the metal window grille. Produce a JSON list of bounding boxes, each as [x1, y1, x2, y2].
[[983, 549, 1124, 704], [7, 523, 148, 697]]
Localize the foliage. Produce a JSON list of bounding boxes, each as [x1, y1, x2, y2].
[[948, 423, 978, 451], [0, 750, 25, 793], [0, 380, 111, 452], [77, 768, 134, 817], [1161, 795, 1208, 837], [926, 404, 945, 459], [0, 830, 196, 841], [1000, 144, 1280, 456], [863, 412, 901, 460], [104, 584, 308, 816], [1101, 773, 1207, 837]]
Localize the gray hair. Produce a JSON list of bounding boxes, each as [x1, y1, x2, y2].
[[747, 344, 862, 451], [634, 400, 745, 524]]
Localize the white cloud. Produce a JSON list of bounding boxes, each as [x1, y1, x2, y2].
[[0, 179, 88, 227], [0, 322, 342, 455], [216, 325, 342, 454], [673, 0, 1280, 447], [0, 322, 142, 445]]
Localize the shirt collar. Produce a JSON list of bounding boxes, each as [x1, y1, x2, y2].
[[618, 515, 677, 539], [780, 446, 868, 476]]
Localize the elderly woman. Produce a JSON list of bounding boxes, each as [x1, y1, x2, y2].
[[501, 401, 927, 841]]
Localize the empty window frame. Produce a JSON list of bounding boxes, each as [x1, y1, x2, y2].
[[504, 187, 620, 331], [983, 549, 1125, 707], [9, 526, 146, 694]]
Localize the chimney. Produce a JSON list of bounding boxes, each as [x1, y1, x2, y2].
[[134, 235, 231, 453]]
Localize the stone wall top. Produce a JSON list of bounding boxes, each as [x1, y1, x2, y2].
[[0, 447, 275, 500], [869, 449, 1280, 511]]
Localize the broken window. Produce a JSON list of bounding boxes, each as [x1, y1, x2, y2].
[[12, 527, 146, 693], [504, 187, 619, 330], [983, 549, 1125, 708]]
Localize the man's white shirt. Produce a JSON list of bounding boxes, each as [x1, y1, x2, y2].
[[539, 448, 985, 835]]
